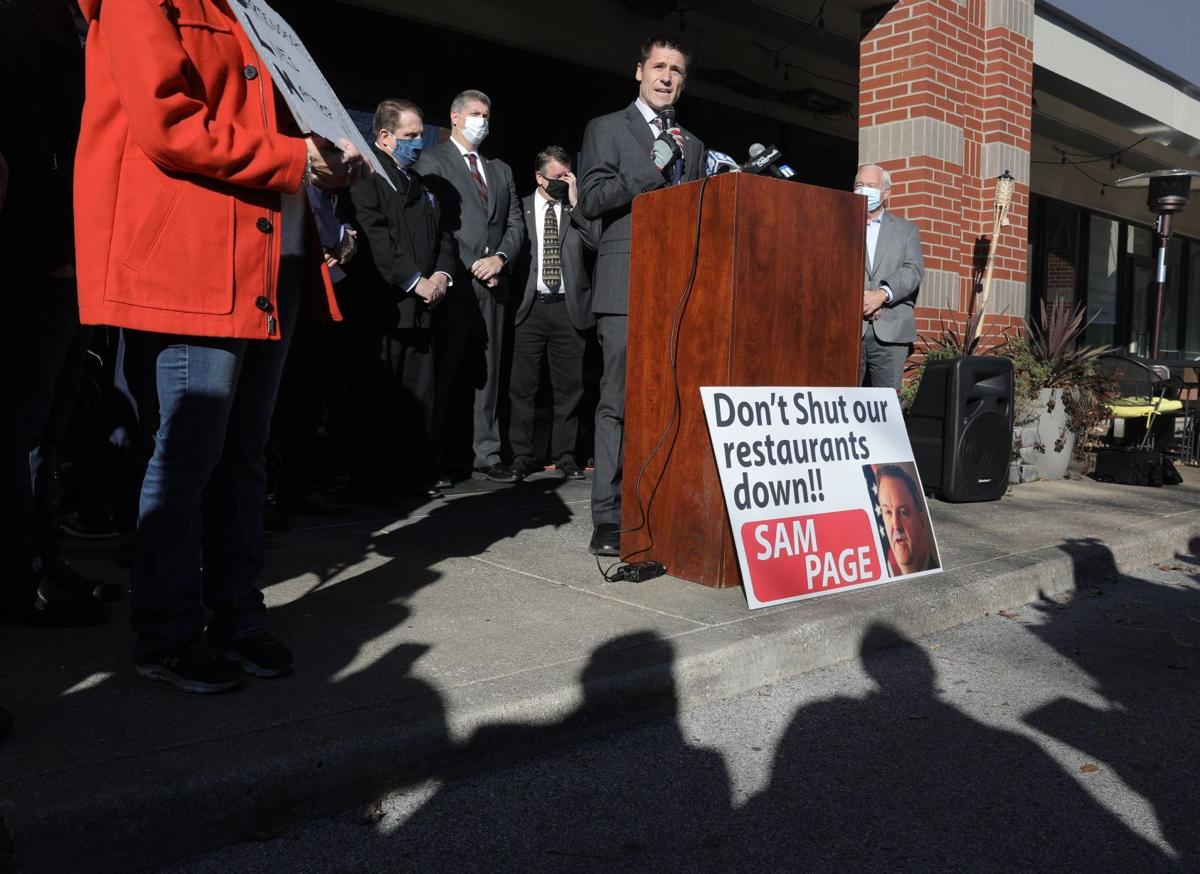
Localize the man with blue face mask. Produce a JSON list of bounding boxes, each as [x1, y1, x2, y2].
[[854, 163, 926, 391], [338, 98, 456, 502]]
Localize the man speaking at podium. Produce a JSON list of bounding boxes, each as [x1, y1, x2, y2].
[[578, 35, 705, 557]]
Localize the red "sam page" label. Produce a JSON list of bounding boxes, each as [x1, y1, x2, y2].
[[740, 509, 885, 604]]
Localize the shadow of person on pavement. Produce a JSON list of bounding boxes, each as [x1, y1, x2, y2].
[[0, 477, 578, 871], [380, 631, 735, 871], [737, 622, 1170, 870], [1020, 536, 1200, 867]]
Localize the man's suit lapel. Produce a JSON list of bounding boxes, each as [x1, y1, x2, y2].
[[483, 155, 499, 220], [624, 102, 653, 150], [868, 213, 895, 280], [376, 146, 419, 254], [442, 141, 488, 218]]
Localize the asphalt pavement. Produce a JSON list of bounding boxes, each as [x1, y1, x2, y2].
[[3, 467, 1200, 871], [165, 558, 1200, 873]]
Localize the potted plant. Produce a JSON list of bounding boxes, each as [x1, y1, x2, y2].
[[1007, 300, 1115, 481]]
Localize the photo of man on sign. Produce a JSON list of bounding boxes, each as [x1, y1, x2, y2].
[[866, 462, 940, 577]]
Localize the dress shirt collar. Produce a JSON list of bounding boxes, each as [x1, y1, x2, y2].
[[451, 137, 479, 162], [635, 98, 659, 127], [867, 209, 885, 226]]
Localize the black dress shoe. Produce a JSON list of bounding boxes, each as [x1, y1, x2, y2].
[[510, 458, 539, 481], [473, 463, 519, 484], [557, 458, 586, 480], [589, 523, 621, 556]]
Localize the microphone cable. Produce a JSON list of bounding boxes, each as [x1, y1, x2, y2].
[[612, 171, 716, 569]]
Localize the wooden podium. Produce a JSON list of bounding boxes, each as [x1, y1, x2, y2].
[[620, 172, 865, 588]]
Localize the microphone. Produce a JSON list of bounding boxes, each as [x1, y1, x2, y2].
[[743, 143, 796, 180], [658, 105, 683, 158], [705, 149, 741, 176]]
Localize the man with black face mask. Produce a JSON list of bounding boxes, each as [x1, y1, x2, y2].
[[339, 98, 456, 501], [508, 146, 600, 482]]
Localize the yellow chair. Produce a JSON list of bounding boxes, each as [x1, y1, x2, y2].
[[1098, 354, 1183, 451]]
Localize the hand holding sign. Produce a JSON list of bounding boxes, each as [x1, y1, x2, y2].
[[305, 136, 368, 191]]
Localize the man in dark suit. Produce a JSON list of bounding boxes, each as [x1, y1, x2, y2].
[[856, 163, 925, 391], [415, 90, 525, 484], [509, 146, 600, 482], [340, 98, 456, 500], [578, 35, 705, 556]]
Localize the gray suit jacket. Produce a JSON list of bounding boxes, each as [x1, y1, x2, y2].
[[414, 140, 525, 302], [513, 193, 600, 331], [577, 102, 705, 315], [865, 210, 925, 344]]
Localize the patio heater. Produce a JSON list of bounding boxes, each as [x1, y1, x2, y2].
[[1114, 169, 1200, 357]]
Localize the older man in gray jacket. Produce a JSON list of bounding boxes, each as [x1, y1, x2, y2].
[[856, 163, 925, 391]]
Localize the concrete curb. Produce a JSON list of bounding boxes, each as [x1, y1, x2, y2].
[[6, 511, 1199, 872]]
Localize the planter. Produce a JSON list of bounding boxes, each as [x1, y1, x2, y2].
[[1011, 388, 1078, 483]]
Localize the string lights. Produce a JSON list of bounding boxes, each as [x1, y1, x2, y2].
[[1031, 136, 1149, 199]]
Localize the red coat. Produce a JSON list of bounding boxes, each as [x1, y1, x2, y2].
[[74, 0, 338, 339]]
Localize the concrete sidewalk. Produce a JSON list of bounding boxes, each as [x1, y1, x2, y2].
[[3, 467, 1200, 871]]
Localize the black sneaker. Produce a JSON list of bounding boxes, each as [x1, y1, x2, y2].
[[218, 631, 293, 678], [136, 641, 244, 694]]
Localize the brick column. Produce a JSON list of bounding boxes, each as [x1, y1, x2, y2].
[[859, 0, 1033, 345]]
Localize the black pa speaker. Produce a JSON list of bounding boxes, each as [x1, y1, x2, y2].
[[905, 355, 1013, 503]]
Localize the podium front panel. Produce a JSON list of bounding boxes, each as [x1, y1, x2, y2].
[[622, 173, 864, 588]]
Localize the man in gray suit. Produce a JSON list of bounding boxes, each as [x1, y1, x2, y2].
[[578, 35, 705, 556], [415, 90, 525, 484], [856, 163, 925, 391], [508, 146, 600, 482]]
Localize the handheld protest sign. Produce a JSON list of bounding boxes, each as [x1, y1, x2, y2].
[[227, 0, 393, 188], [700, 387, 942, 609]]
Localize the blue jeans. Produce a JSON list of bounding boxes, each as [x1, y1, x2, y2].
[[0, 273, 92, 592], [130, 262, 300, 659]]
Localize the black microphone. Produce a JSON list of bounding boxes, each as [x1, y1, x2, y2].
[[743, 143, 796, 180], [658, 105, 683, 157]]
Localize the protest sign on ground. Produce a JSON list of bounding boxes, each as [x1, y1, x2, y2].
[[701, 387, 942, 609]]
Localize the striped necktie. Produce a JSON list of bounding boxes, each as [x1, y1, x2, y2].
[[466, 152, 488, 206]]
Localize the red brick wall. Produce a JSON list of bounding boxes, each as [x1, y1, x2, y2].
[[860, 0, 1032, 344]]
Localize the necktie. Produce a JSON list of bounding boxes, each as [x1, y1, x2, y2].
[[466, 152, 488, 206], [543, 202, 562, 293]]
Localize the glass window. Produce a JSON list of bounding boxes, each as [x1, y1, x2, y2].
[[1157, 237, 1184, 358], [1187, 243, 1200, 359], [1044, 201, 1080, 306], [1127, 225, 1154, 258], [1085, 215, 1119, 348]]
